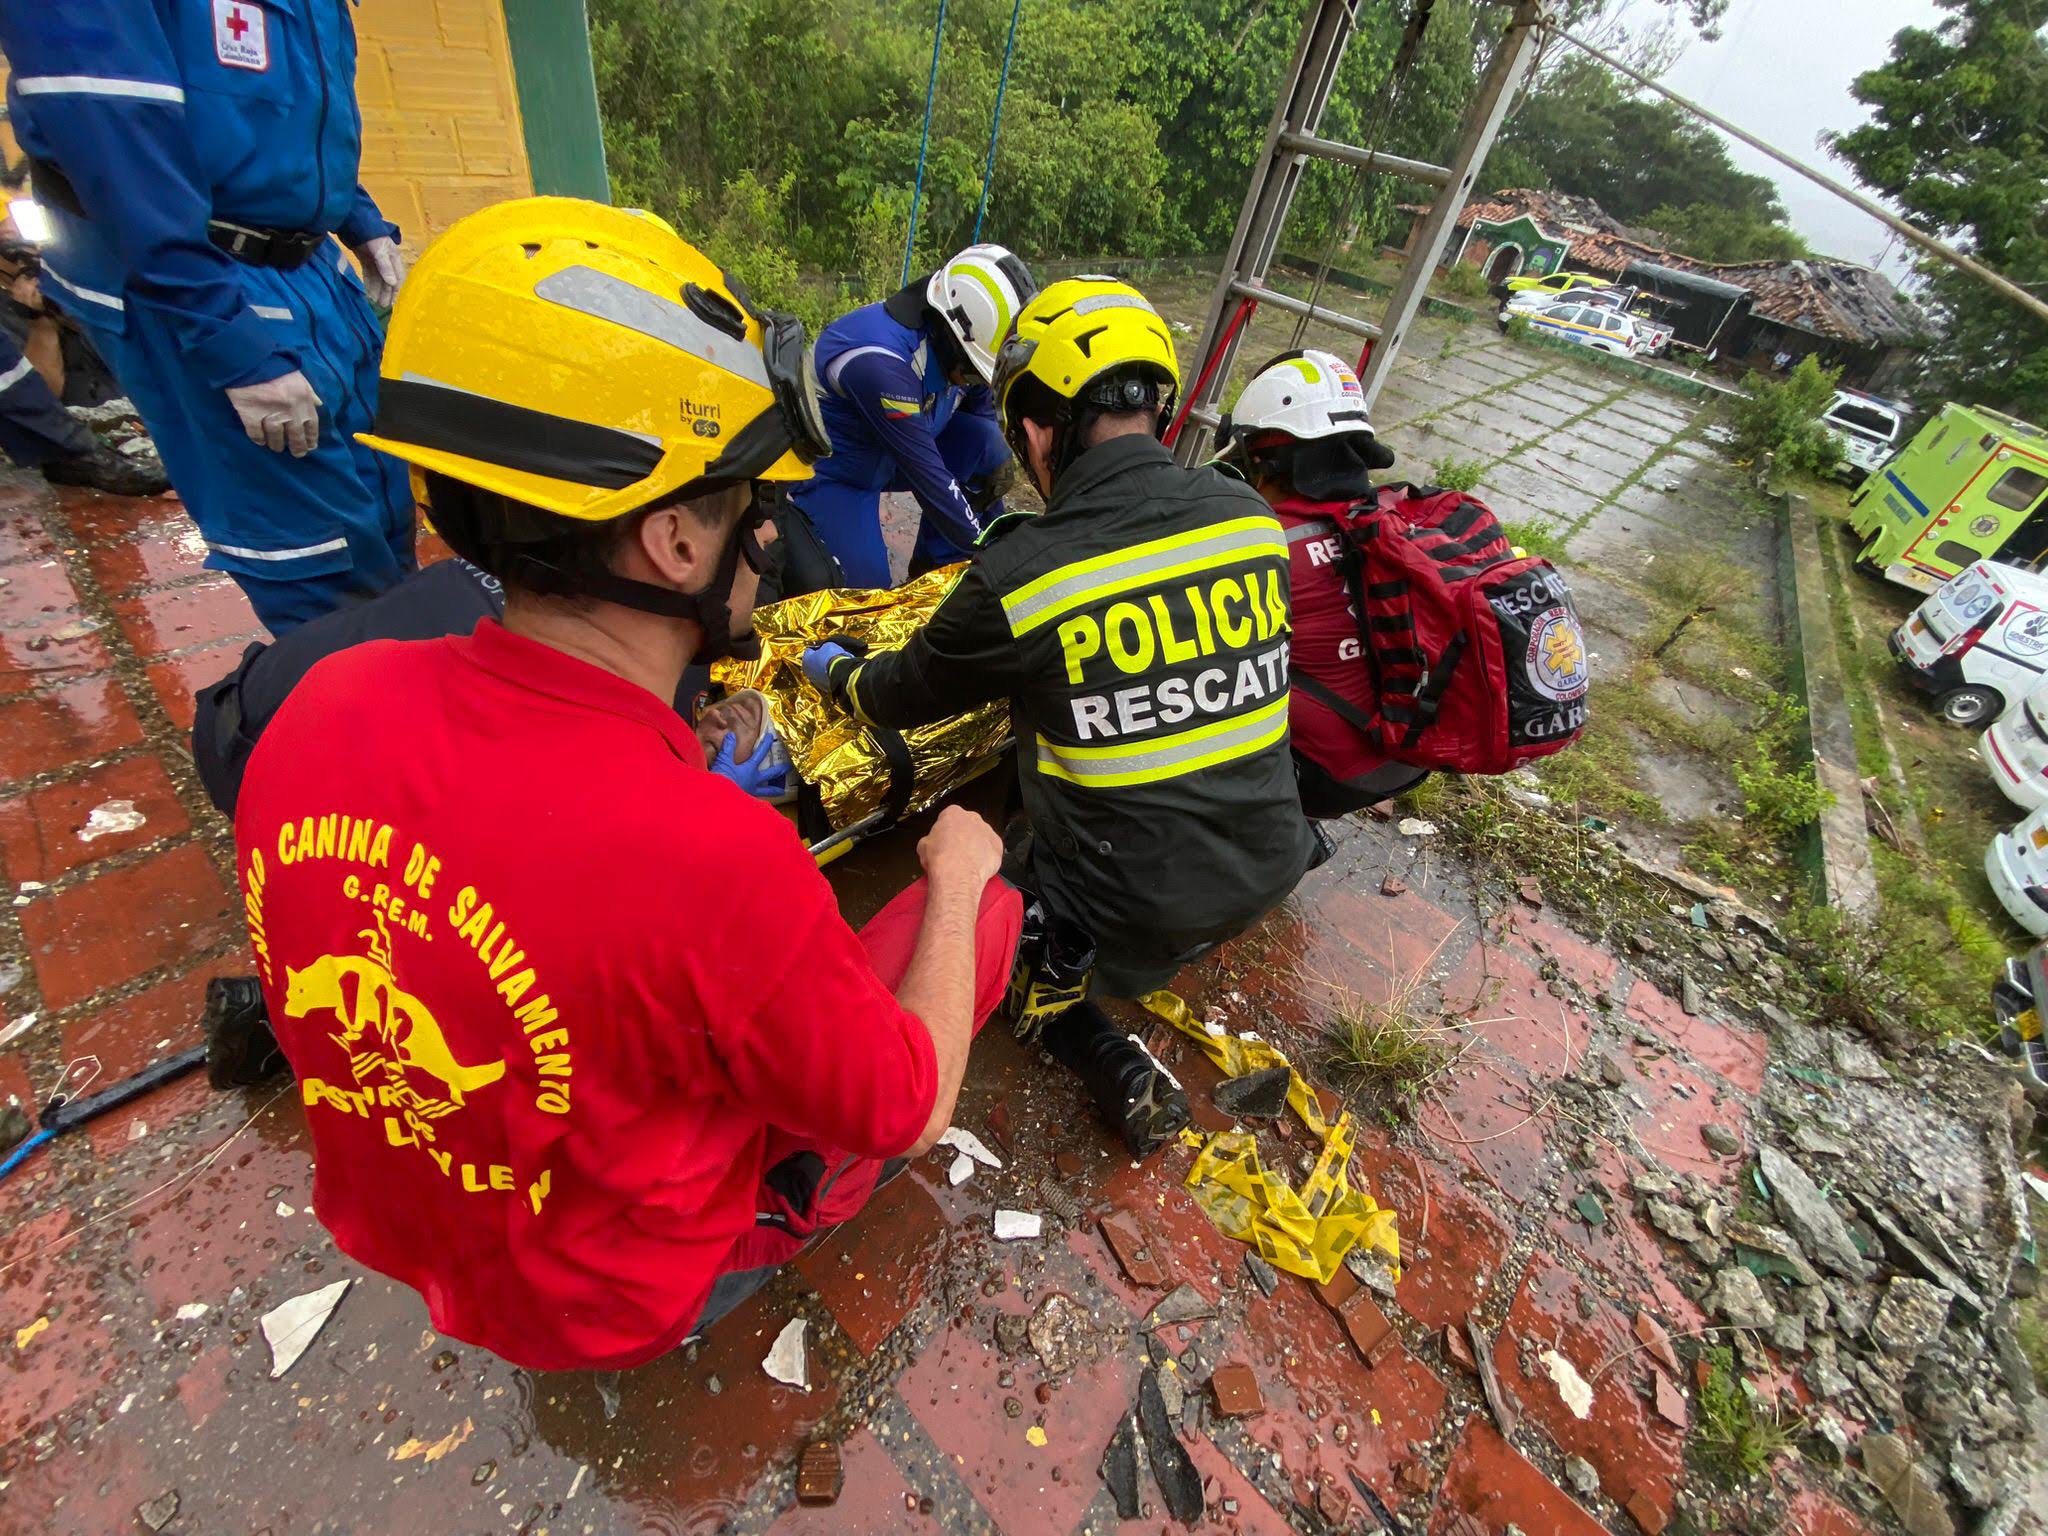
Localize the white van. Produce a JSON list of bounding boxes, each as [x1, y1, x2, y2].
[[1823, 389, 1905, 484], [1890, 560, 2048, 727], [1986, 801, 2048, 936], [1982, 674, 2048, 810]]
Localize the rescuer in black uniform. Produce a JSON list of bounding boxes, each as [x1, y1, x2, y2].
[[804, 276, 1315, 1155]]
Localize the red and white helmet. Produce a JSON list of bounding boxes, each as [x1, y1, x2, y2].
[[1222, 349, 1375, 446], [926, 244, 1036, 385]]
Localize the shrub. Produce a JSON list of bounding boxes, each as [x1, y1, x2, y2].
[[1501, 517, 1567, 560], [1437, 261, 1486, 300], [1505, 312, 1534, 343], [1428, 454, 1487, 493], [1727, 356, 1845, 478], [1733, 694, 1833, 839]]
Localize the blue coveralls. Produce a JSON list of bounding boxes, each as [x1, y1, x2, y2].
[[0, 0, 414, 633], [795, 295, 1012, 588], [0, 332, 95, 467]]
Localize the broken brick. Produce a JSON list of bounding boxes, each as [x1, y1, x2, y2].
[[1380, 873, 1408, 897], [1517, 877, 1544, 908], [1366, 800, 1396, 821], [1652, 1370, 1687, 1430], [1315, 1480, 1349, 1525], [1634, 1310, 1680, 1376], [1099, 1209, 1167, 1290], [1316, 1265, 1361, 1315], [1053, 1150, 1084, 1178], [795, 1441, 843, 1506], [1208, 1361, 1263, 1418], [1397, 1460, 1433, 1495], [1625, 1486, 1670, 1535], [1339, 1294, 1396, 1366], [1443, 1322, 1477, 1374], [984, 1099, 1013, 1155]]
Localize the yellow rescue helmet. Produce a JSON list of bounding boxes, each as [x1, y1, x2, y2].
[[990, 276, 1180, 434], [357, 196, 829, 523]]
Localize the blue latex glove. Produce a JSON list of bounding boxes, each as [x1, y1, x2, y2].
[[710, 729, 788, 799], [802, 641, 855, 693]]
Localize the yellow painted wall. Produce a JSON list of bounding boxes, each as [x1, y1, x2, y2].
[[354, 0, 534, 242]]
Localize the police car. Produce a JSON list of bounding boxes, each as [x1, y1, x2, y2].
[[1498, 296, 1642, 356]]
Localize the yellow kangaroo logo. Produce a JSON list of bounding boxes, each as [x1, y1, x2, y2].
[[283, 942, 505, 1107]]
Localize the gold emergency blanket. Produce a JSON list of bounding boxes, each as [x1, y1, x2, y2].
[[711, 565, 1012, 831], [1141, 990, 1401, 1286]]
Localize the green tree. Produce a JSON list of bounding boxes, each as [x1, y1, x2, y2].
[[1643, 201, 1810, 262], [1828, 0, 2048, 421]]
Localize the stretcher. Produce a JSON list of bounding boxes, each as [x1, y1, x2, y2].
[[707, 566, 1015, 867]]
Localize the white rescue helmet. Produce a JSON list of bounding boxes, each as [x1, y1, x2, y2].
[[926, 244, 1037, 385], [1221, 349, 1375, 450]]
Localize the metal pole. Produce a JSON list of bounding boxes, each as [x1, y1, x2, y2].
[[1554, 27, 2048, 328], [972, 0, 1025, 243], [1356, 0, 1545, 404], [901, 0, 951, 287]]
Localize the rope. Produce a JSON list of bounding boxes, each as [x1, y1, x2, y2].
[[972, 0, 1025, 243], [901, 0, 952, 287]]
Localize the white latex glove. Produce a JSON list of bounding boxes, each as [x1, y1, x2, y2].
[[352, 234, 407, 309], [225, 369, 322, 456]]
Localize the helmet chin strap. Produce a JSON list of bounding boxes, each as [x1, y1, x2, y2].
[[506, 495, 764, 664]]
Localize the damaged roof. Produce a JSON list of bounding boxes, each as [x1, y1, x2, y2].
[[1451, 189, 1930, 347]]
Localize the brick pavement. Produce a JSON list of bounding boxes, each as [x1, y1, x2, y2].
[[0, 471, 1880, 1533]]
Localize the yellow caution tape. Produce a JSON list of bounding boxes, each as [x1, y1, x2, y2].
[[1140, 990, 1400, 1286]]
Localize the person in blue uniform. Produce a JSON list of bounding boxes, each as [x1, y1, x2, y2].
[[0, 0, 416, 633], [793, 244, 1035, 588]]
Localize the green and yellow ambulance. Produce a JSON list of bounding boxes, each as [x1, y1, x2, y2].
[[1850, 402, 2048, 593]]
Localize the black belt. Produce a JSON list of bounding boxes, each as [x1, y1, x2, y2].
[[28, 156, 328, 270], [207, 221, 328, 269]]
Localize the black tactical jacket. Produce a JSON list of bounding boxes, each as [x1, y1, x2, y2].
[[836, 433, 1314, 994]]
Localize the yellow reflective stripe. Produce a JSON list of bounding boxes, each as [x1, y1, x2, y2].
[[954, 262, 1011, 345], [1001, 516, 1287, 636], [842, 662, 875, 726], [1035, 694, 1289, 788]]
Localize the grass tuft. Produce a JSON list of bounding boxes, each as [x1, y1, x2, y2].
[[1428, 454, 1487, 493], [1694, 1346, 1802, 1484]]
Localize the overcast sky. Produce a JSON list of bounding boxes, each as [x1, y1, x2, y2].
[[1618, 0, 1944, 273]]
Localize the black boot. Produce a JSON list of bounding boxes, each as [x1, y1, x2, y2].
[[203, 976, 287, 1088], [1043, 1001, 1191, 1159], [42, 441, 170, 497]]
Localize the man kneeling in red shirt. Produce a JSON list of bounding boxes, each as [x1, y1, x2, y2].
[[1221, 349, 1430, 816], [232, 199, 1021, 1371]]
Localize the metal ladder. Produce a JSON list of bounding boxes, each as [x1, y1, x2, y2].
[[1170, 0, 1548, 465]]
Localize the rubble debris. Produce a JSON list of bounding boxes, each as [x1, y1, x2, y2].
[[1100, 1413, 1141, 1520], [1679, 975, 1705, 1016], [984, 1099, 1013, 1155], [1208, 1362, 1263, 1417], [1516, 876, 1544, 908], [993, 1313, 1030, 1356], [595, 1373, 621, 1422], [1830, 1036, 1890, 1082], [1100, 1210, 1168, 1289], [795, 1441, 843, 1506], [1708, 1267, 1778, 1330], [1652, 1370, 1687, 1429], [1845, 1191, 1985, 1315], [1137, 1368, 1204, 1525], [1397, 817, 1437, 837], [1768, 1314, 1807, 1355], [947, 1152, 976, 1187], [1366, 800, 1396, 821], [1596, 1051, 1627, 1087], [1644, 1197, 1703, 1244], [1790, 1123, 1850, 1158], [1541, 1349, 1593, 1419], [1467, 1318, 1519, 1437], [1700, 1123, 1739, 1156], [1726, 1219, 1823, 1286], [994, 1210, 1042, 1242], [1563, 1456, 1599, 1497], [1346, 1468, 1407, 1532], [1037, 1176, 1086, 1227], [1379, 873, 1408, 897], [762, 1318, 810, 1391], [136, 1491, 180, 1532], [1444, 1323, 1477, 1373], [1212, 1065, 1291, 1120], [1624, 1486, 1670, 1536], [1860, 1432, 1955, 1536], [1634, 1310, 1681, 1375], [1027, 1293, 1095, 1378], [1340, 1294, 1398, 1367], [262, 1278, 351, 1380], [1868, 1277, 1951, 1362], [1147, 1284, 1217, 1329], [1757, 1146, 1873, 1281], [1804, 1355, 1852, 1399], [938, 1126, 1003, 1169], [1242, 1252, 1280, 1297], [1571, 1188, 1609, 1227], [0, 1101, 30, 1156], [1054, 1150, 1084, 1178]]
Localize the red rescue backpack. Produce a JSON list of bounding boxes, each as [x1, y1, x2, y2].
[[1294, 483, 1589, 773]]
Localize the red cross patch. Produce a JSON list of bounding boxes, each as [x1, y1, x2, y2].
[[214, 0, 269, 71]]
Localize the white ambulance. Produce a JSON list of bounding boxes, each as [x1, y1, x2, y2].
[[1986, 801, 2048, 937], [1891, 561, 2048, 728], [1982, 674, 2048, 810]]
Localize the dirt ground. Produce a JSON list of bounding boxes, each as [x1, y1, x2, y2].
[[0, 296, 2042, 1536]]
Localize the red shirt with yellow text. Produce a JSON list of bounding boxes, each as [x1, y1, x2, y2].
[[234, 621, 939, 1370]]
